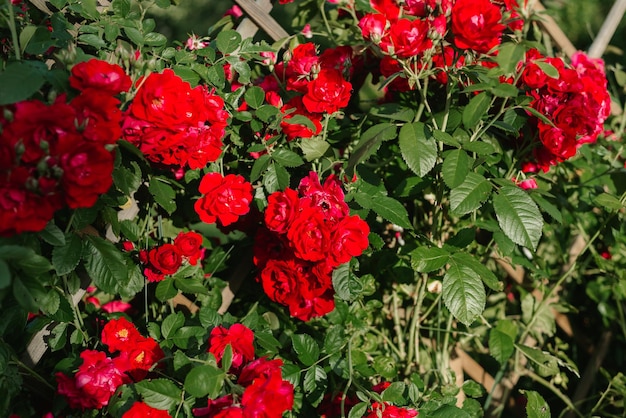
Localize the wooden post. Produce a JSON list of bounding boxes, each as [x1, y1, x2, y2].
[[588, 0, 626, 58]]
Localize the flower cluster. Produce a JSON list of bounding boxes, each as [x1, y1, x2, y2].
[[121, 69, 229, 172], [139, 231, 204, 282], [194, 324, 294, 418], [254, 172, 370, 321], [254, 42, 355, 143], [358, 0, 519, 93], [0, 59, 129, 236], [55, 317, 164, 410], [519, 50, 612, 172]]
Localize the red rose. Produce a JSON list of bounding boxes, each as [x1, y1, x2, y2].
[[379, 56, 411, 92], [239, 357, 294, 418], [143, 243, 183, 282], [122, 70, 228, 170], [56, 350, 128, 410], [174, 231, 204, 265], [194, 173, 253, 227], [359, 13, 388, 43], [371, 0, 401, 21], [286, 207, 330, 262], [365, 402, 419, 418], [264, 188, 300, 234], [70, 89, 123, 144], [328, 215, 370, 267], [260, 257, 303, 309], [381, 18, 432, 59], [122, 401, 171, 418], [279, 43, 319, 93], [302, 68, 352, 114], [298, 172, 349, 222], [70, 59, 132, 95], [280, 97, 323, 141], [252, 227, 291, 270], [451, 0, 505, 54], [101, 317, 142, 353], [116, 336, 164, 381], [208, 324, 255, 370], [58, 141, 114, 209]]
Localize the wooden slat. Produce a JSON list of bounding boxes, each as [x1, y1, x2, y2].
[[233, 0, 289, 42], [588, 0, 626, 58]]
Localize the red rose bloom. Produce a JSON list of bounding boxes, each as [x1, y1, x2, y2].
[[174, 231, 204, 265], [451, 0, 506, 54], [287, 207, 330, 262], [264, 188, 300, 234], [208, 324, 255, 370], [381, 18, 432, 59], [70, 90, 123, 144], [101, 317, 142, 353], [116, 336, 164, 381], [239, 357, 294, 418], [278, 43, 319, 93], [56, 350, 128, 410], [302, 68, 352, 114], [57, 141, 114, 209], [365, 402, 419, 418], [280, 97, 323, 141], [359, 13, 388, 43], [260, 257, 303, 309], [143, 243, 183, 282], [329, 215, 371, 267], [122, 69, 228, 170], [122, 401, 171, 418], [69, 59, 132, 95], [298, 172, 349, 222], [194, 173, 253, 227]]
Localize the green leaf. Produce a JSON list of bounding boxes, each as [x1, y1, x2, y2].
[[123, 27, 143, 46], [112, 0, 131, 17], [0, 61, 46, 105], [12, 277, 41, 312], [173, 65, 200, 86], [462, 92, 491, 129], [244, 86, 265, 109], [399, 122, 437, 177], [489, 320, 517, 366], [449, 173, 492, 216], [207, 65, 225, 89], [303, 366, 327, 407], [496, 42, 526, 74], [149, 177, 177, 214], [0, 259, 10, 290], [216, 30, 241, 54], [442, 149, 471, 189], [52, 234, 82, 276], [300, 137, 330, 161], [172, 326, 206, 349], [174, 277, 209, 294], [144, 32, 167, 47], [594, 193, 624, 212], [532, 194, 562, 223], [524, 390, 551, 418], [135, 379, 181, 410], [450, 252, 502, 291], [292, 334, 320, 367], [429, 404, 472, 418], [250, 154, 271, 182], [83, 236, 128, 294], [347, 123, 397, 175], [156, 278, 177, 301], [272, 149, 304, 168], [493, 186, 543, 250], [78, 34, 106, 49], [332, 262, 362, 301], [348, 402, 369, 418], [443, 258, 486, 325], [534, 61, 559, 79], [161, 312, 185, 339], [410, 246, 450, 273], [263, 163, 290, 194], [113, 161, 142, 195], [516, 345, 559, 377], [491, 82, 519, 98], [40, 222, 66, 246], [462, 380, 485, 398], [354, 193, 412, 230], [382, 382, 406, 403], [184, 365, 225, 398], [373, 355, 397, 379]]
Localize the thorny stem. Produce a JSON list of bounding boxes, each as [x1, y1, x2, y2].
[[12, 357, 55, 391], [4, 0, 21, 61], [405, 273, 428, 375], [392, 292, 407, 360]]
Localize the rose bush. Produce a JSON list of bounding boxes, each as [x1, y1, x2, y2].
[[1, 0, 625, 417]]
